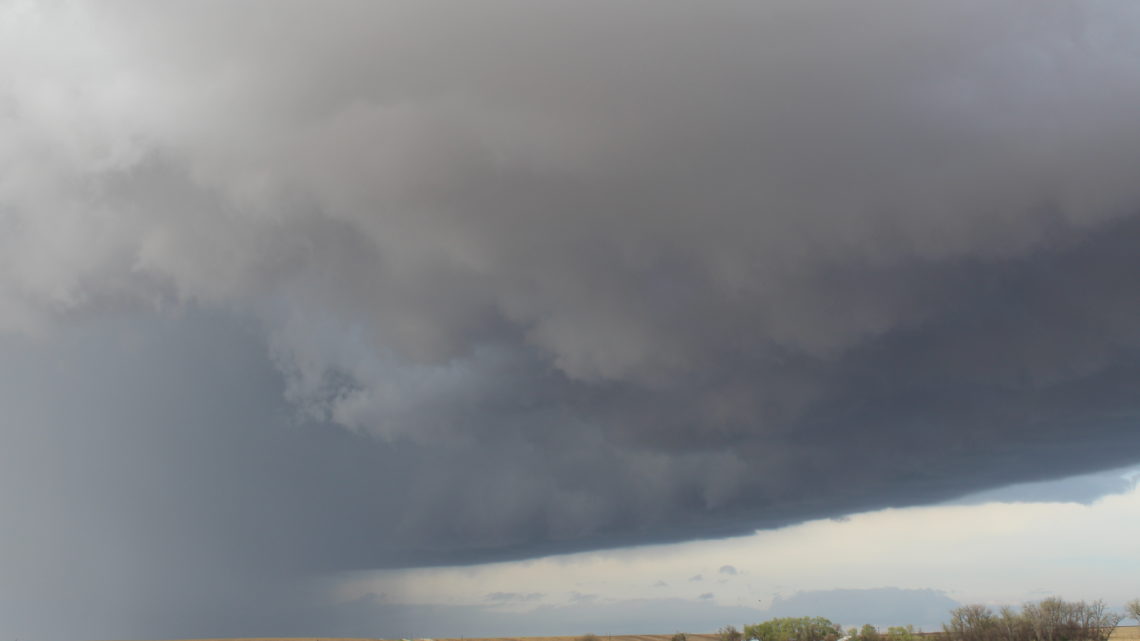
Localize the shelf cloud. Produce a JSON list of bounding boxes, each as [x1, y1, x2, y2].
[[3, 1, 1140, 638]]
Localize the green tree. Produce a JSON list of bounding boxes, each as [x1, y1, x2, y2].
[[746, 617, 841, 641], [887, 626, 919, 641], [859, 624, 881, 641]]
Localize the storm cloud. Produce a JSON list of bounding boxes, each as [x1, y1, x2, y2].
[[3, 1, 1140, 638]]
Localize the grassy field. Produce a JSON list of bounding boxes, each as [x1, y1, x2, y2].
[[157, 628, 1140, 641], [1113, 626, 1140, 641], [432, 635, 721, 641], [155, 636, 721, 641], [435, 630, 1140, 641]]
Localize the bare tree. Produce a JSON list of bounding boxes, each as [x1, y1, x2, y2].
[[945, 605, 999, 641], [945, 598, 1120, 641], [1127, 599, 1140, 625]]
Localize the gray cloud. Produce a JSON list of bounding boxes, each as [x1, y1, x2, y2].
[[4, 1, 1140, 638], [948, 465, 1140, 506], [719, 566, 739, 576]]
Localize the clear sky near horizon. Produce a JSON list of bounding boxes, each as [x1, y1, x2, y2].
[[328, 466, 1140, 636], [3, 2, 1140, 640]]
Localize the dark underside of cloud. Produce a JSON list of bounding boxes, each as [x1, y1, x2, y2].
[[4, 1, 1140, 638], [949, 464, 1140, 506]]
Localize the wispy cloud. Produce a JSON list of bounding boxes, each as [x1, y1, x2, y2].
[[486, 592, 545, 603]]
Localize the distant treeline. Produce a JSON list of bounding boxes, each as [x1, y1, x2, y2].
[[940, 598, 1123, 641], [678, 596, 1140, 641]]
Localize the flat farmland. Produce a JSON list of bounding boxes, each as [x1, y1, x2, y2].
[[155, 636, 721, 641], [158, 636, 721, 641], [434, 628, 1140, 641], [1113, 627, 1140, 641], [434, 635, 721, 641], [133, 628, 1140, 641]]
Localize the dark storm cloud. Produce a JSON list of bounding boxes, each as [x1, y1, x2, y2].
[[4, 0, 1140, 637], [949, 465, 1140, 506]]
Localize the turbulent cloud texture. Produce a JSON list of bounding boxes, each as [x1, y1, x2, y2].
[[3, 1, 1140, 638]]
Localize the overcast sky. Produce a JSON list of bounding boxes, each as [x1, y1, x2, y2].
[[3, 2, 1140, 640]]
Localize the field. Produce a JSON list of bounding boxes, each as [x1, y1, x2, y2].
[[156, 628, 1140, 641], [158, 636, 721, 641], [429, 628, 1140, 641], [1112, 627, 1140, 641], [433, 635, 721, 641]]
